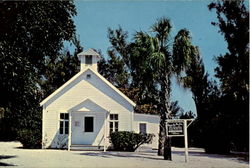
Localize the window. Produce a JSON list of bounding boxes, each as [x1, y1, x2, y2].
[[59, 113, 69, 134], [85, 55, 92, 65], [86, 74, 91, 79], [110, 114, 118, 134], [139, 123, 147, 134], [84, 116, 94, 132]]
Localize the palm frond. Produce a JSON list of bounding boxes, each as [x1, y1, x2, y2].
[[150, 52, 165, 69], [172, 29, 193, 74], [151, 17, 172, 46]]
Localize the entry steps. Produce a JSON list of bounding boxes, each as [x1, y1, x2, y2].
[[70, 144, 104, 151]]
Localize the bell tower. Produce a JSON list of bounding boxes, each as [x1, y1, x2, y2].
[[77, 48, 100, 72]]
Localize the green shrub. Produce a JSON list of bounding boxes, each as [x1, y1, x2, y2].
[[204, 127, 230, 154], [109, 131, 154, 151], [17, 129, 42, 149]]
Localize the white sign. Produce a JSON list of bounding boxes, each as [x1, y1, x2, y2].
[[167, 121, 184, 136], [166, 119, 194, 163]]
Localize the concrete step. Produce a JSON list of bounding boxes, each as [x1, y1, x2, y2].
[[70, 145, 104, 151]]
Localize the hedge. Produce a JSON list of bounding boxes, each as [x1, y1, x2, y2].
[[17, 129, 42, 149], [109, 131, 154, 151]]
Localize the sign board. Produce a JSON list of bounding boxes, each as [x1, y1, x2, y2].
[[167, 121, 184, 136], [165, 119, 194, 162]]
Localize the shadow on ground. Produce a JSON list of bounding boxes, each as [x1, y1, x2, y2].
[[78, 149, 249, 164], [172, 150, 249, 164], [0, 155, 16, 166], [78, 151, 164, 161]]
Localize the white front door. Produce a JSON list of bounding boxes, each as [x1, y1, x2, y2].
[[71, 112, 105, 145]]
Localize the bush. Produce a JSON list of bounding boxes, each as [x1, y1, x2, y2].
[[204, 127, 230, 154], [109, 131, 154, 151], [171, 137, 184, 147], [17, 129, 42, 149]]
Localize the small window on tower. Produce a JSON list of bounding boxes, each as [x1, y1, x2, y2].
[[86, 55, 92, 65]]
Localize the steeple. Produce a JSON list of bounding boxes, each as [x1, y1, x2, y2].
[[77, 48, 100, 72]]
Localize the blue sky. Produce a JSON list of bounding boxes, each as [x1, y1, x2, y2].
[[73, 1, 228, 115]]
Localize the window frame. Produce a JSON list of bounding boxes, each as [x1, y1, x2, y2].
[[109, 114, 119, 134], [139, 123, 147, 134], [59, 113, 69, 135], [86, 74, 91, 79]]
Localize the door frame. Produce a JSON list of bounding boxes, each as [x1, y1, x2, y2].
[[68, 110, 109, 150]]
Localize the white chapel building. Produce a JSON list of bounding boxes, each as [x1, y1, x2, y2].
[[40, 49, 160, 150]]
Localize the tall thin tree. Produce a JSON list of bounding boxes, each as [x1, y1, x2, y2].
[[150, 19, 193, 159]]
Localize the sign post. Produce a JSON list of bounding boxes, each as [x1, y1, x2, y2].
[[166, 119, 194, 163], [184, 120, 188, 162]]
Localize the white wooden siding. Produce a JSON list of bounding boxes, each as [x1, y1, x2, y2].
[[42, 69, 133, 148], [133, 113, 160, 149]]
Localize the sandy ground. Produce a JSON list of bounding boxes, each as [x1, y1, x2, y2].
[[0, 142, 248, 168]]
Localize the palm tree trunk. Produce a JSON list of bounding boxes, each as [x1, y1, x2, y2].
[[163, 75, 172, 160], [164, 136, 172, 160], [158, 73, 172, 160], [158, 110, 166, 156]]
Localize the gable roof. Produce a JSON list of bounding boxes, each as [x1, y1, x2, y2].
[[40, 68, 136, 107], [68, 98, 108, 112], [77, 48, 100, 57]]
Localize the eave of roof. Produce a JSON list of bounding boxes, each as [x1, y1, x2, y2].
[[40, 68, 136, 107]]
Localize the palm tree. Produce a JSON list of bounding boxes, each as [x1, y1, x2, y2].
[[150, 17, 172, 158], [106, 19, 195, 159], [129, 32, 160, 110], [150, 18, 193, 159]]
